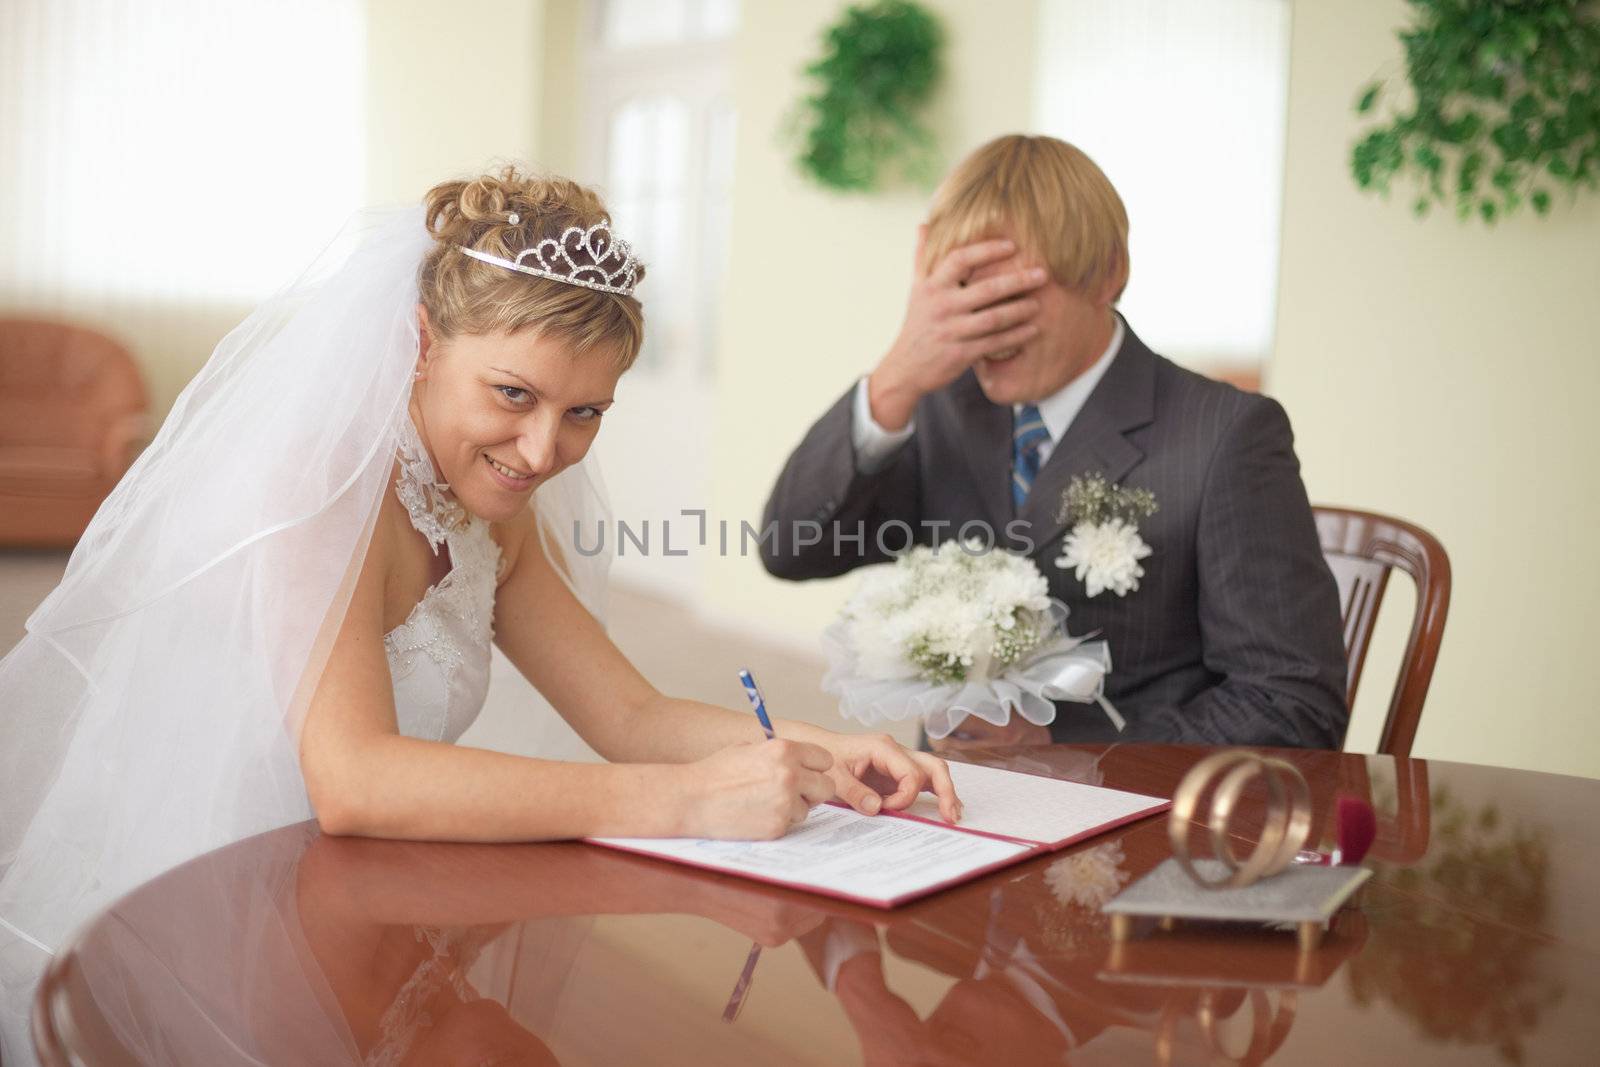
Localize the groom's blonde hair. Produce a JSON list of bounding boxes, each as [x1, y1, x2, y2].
[[922, 135, 1129, 302]]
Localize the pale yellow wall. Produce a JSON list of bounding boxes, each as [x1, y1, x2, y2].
[[1272, 0, 1600, 776], [704, 0, 1040, 638], [364, 0, 546, 206], [536, 0, 586, 178]]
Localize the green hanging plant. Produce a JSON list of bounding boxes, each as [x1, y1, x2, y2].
[[1350, 0, 1600, 223], [795, 0, 944, 192]]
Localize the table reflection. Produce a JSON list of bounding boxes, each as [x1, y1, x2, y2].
[[1346, 781, 1564, 1064], [35, 745, 1597, 1067]]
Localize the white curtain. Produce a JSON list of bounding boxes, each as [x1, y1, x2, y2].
[[1032, 0, 1290, 367], [0, 0, 365, 307]]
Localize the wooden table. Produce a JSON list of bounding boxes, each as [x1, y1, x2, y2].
[[32, 745, 1600, 1066]]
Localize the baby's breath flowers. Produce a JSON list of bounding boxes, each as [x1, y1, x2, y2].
[[1055, 474, 1158, 598], [1056, 473, 1157, 529]]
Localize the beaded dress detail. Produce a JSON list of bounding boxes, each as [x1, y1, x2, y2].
[[363, 926, 488, 1067], [383, 418, 500, 743]]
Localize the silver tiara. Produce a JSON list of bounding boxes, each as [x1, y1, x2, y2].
[[459, 222, 639, 296]]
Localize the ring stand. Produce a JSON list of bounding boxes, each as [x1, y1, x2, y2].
[[1104, 752, 1370, 950], [1103, 857, 1370, 951]]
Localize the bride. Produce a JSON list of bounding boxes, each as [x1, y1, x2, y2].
[[0, 167, 958, 1061]]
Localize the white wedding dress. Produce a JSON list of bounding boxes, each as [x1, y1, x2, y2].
[[384, 416, 498, 745]]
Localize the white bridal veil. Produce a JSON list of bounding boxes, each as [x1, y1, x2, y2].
[[0, 206, 612, 1060]]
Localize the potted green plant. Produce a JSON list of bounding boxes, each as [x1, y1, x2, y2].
[[1351, 0, 1600, 222], [794, 0, 944, 192]]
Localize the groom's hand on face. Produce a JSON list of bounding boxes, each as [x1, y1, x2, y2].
[[867, 228, 1049, 431]]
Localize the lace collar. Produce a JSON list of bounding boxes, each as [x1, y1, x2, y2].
[[394, 416, 469, 553]]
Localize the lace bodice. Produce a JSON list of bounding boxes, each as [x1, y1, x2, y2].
[[383, 418, 500, 744]]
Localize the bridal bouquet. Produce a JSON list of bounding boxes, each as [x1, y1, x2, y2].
[[821, 541, 1122, 740]]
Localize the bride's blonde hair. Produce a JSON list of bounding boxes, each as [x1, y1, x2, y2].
[[420, 165, 646, 368]]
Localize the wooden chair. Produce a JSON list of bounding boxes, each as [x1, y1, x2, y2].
[[1314, 506, 1451, 759]]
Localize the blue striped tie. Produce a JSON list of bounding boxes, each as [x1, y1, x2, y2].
[[1012, 403, 1050, 508]]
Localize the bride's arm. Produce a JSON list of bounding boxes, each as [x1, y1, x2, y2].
[[297, 502, 836, 842], [493, 516, 961, 821]]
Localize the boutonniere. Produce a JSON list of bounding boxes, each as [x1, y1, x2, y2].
[[1054, 473, 1158, 598]]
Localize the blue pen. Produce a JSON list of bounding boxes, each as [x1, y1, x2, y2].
[[737, 668, 776, 739], [724, 668, 778, 1024]]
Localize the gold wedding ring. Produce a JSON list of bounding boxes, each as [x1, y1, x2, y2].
[[1168, 751, 1312, 889]]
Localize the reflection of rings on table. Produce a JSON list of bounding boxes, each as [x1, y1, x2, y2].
[[1168, 752, 1312, 889], [1197, 988, 1299, 1067]]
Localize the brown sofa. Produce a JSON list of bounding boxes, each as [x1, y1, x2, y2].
[[0, 318, 148, 546]]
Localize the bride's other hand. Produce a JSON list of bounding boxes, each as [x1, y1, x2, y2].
[[796, 729, 962, 824], [676, 739, 837, 840]]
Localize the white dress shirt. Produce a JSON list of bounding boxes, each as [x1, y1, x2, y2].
[[851, 317, 1125, 474]]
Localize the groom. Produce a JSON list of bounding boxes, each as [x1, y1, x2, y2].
[[760, 134, 1348, 749]]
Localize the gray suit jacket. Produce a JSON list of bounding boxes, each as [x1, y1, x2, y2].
[[760, 321, 1349, 748]]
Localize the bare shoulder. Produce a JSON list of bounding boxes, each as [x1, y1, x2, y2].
[[368, 462, 437, 632], [367, 464, 411, 572]]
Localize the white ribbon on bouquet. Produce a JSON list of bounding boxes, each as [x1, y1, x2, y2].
[[821, 599, 1125, 740]]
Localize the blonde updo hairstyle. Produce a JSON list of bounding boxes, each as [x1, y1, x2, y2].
[[420, 166, 645, 370]]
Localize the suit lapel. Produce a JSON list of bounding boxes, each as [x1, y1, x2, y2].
[[1020, 324, 1158, 552], [951, 371, 1013, 532]]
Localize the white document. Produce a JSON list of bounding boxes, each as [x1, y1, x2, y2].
[[902, 760, 1167, 846], [592, 805, 1031, 906]]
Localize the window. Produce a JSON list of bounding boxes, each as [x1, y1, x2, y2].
[[1032, 0, 1290, 371], [582, 0, 739, 380], [598, 0, 739, 49], [577, 0, 740, 600]]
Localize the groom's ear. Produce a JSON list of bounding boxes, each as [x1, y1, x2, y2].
[[1099, 253, 1129, 307]]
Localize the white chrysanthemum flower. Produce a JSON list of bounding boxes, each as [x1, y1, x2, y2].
[[839, 543, 1059, 685], [1054, 518, 1152, 597], [1044, 842, 1129, 909]]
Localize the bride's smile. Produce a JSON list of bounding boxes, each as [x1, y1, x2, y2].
[[484, 452, 534, 483]]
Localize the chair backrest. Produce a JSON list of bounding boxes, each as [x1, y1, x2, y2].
[[0, 318, 147, 449], [1314, 506, 1451, 758]]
